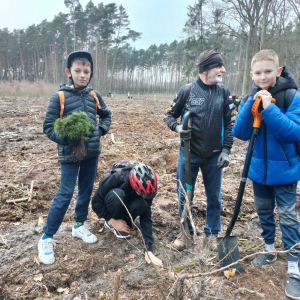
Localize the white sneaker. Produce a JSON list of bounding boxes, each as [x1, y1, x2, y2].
[[72, 224, 97, 243], [38, 237, 56, 265]]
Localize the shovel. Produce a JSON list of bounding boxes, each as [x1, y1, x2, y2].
[[217, 96, 276, 275], [180, 111, 193, 247]]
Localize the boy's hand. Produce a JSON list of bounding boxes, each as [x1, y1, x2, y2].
[[254, 90, 272, 109], [145, 251, 163, 266], [109, 218, 130, 233]]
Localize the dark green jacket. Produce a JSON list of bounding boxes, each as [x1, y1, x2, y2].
[[43, 84, 112, 163]]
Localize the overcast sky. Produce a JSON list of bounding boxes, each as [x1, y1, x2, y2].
[[0, 0, 196, 49]]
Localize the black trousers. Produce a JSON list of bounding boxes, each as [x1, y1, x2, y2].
[[104, 188, 148, 227]]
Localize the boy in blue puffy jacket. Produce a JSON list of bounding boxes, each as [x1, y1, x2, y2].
[[233, 49, 300, 299]]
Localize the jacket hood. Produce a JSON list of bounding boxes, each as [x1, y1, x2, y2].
[[58, 84, 93, 93], [250, 66, 298, 96]]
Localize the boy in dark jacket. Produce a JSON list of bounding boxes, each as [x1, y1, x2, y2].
[[233, 49, 300, 299], [92, 162, 163, 267], [39, 51, 112, 265]]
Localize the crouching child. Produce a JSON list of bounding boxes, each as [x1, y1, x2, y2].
[[92, 161, 163, 267]]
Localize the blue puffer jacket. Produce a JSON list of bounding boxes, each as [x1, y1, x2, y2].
[[43, 84, 112, 163], [233, 67, 300, 185]]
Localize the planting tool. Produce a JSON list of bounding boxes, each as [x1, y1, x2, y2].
[[217, 96, 276, 275], [181, 111, 193, 247]]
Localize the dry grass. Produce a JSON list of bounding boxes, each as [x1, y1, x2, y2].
[[0, 80, 57, 98]]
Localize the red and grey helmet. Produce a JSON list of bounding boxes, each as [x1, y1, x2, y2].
[[129, 163, 157, 198]]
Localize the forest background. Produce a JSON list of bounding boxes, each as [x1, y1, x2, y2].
[[0, 0, 300, 98]]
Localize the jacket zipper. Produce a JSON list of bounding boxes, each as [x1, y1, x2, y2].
[[263, 125, 267, 185], [280, 144, 292, 166]]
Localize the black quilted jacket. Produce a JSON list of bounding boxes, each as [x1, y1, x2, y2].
[[43, 84, 112, 163], [164, 77, 233, 158]]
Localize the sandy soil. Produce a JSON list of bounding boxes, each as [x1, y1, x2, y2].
[[0, 95, 297, 300]]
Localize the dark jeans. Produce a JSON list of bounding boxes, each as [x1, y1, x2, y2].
[[104, 188, 147, 226], [43, 156, 99, 236], [177, 147, 222, 236], [253, 181, 300, 261]]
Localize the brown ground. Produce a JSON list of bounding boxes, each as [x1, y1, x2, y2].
[[0, 95, 297, 300]]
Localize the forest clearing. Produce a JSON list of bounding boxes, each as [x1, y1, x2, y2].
[[0, 94, 297, 300]]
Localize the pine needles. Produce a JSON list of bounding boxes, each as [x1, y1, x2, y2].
[[54, 111, 95, 161]]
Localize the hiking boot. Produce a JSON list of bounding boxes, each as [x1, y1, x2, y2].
[[286, 273, 300, 299], [173, 234, 186, 251], [105, 221, 130, 239], [203, 235, 218, 252], [72, 224, 97, 243], [251, 252, 277, 266], [38, 237, 56, 265]]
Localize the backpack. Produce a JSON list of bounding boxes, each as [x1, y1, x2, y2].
[[103, 159, 134, 178], [58, 90, 101, 120]]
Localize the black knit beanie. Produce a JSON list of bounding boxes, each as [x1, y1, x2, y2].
[[198, 50, 224, 73]]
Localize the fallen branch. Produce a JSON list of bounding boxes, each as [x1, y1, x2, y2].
[[6, 197, 28, 203], [0, 234, 10, 249], [111, 133, 124, 144], [232, 287, 265, 299], [179, 242, 300, 278], [112, 269, 122, 300]]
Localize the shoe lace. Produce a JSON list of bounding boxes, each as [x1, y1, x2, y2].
[[43, 239, 56, 252], [81, 225, 92, 235]]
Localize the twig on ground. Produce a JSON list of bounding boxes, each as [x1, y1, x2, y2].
[[0, 234, 10, 249], [112, 269, 122, 300], [165, 277, 179, 300], [28, 180, 34, 202], [6, 197, 28, 203], [179, 241, 300, 277], [113, 191, 152, 263], [178, 180, 197, 242], [232, 287, 265, 299]]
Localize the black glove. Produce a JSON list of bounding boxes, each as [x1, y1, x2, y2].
[[175, 125, 192, 141], [217, 149, 230, 169], [68, 137, 81, 146]]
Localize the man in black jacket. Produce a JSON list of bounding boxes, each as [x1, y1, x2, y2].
[[164, 50, 233, 251], [92, 162, 163, 267]]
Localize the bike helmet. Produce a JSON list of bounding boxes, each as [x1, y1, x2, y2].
[[66, 50, 93, 89], [129, 162, 157, 198]]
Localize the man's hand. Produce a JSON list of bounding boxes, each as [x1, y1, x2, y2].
[[145, 251, 163, 266], [175, 125, 192, 140], [217, 149, 230, 169], [254, 90, 272, 109], [108, 218, 130, 233]]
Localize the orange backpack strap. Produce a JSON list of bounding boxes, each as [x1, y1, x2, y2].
[[90, 90, 101, 112], [58, 91, 65, 120]]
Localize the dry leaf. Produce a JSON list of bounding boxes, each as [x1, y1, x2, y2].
[[33, 255, 40, 265], [70, 281, 77, 291], [73, 297, 81, 300], [63, 255, 68, 261], [57, 287, 69, 294], [33, 273, 43, 282], [99, 291, 105, 299], [268, 279, 276, 287], [98, 228, 104, 233], [250, 212, 258, 220], [211, 279, 216, 284], [42, 290, 52, 298], [128, 253, 135, 259], [38, 216, 44, 226], [223, 268, 236, 279]]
